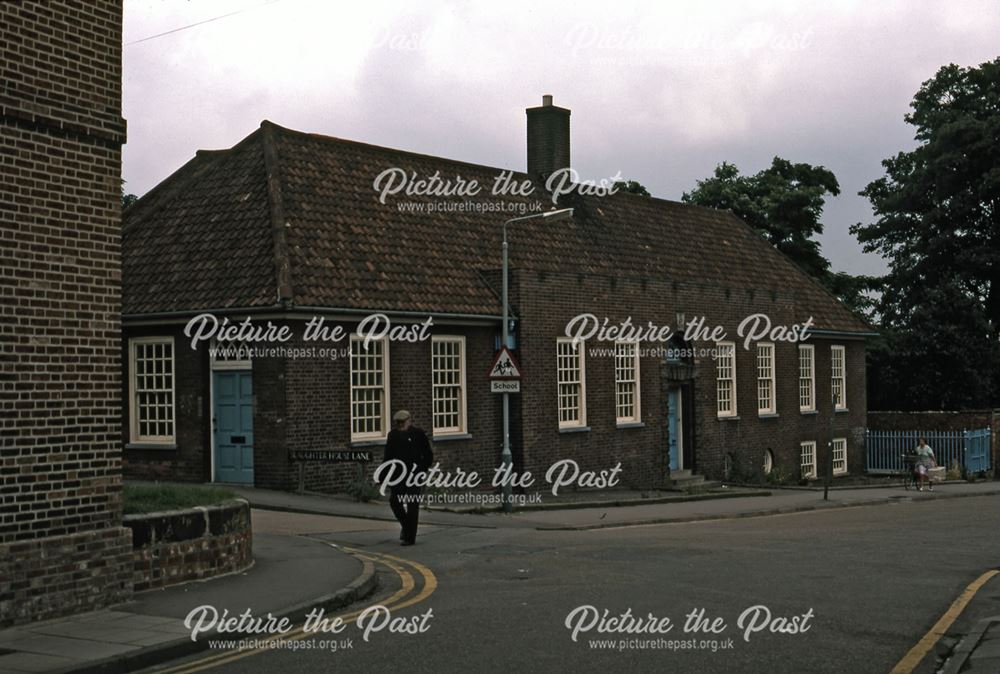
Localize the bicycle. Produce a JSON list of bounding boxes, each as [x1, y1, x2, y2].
[[901, 453, 917, 490]]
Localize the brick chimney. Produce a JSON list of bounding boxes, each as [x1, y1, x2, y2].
[[526, 94, 570, 178]]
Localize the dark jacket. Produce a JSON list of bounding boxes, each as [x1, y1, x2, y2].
[[382, 426, 433, 492]]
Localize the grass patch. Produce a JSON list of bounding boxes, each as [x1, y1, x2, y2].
[[123, 483, 238, 515]]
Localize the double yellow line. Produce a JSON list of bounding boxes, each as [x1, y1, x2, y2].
[[890, 569, 998, 674], [155, 546, 437, 673]]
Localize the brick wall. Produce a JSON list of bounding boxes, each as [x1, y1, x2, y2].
[[0, 0, 133, 626], [122, 292, 867, 494], [122, 324, 211, 482], [121, 317, 504, 494], [277, 320, 501, 493], [0, 528, 133, 628], [124, 500, 252, 592], [514, 269, 867, 487]]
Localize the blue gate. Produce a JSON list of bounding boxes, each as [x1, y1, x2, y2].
[[966, 429, 991, 473], [866, 428, 992, 474]]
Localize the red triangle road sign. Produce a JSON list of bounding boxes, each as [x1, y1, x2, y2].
[[487, 346, 522, 380]]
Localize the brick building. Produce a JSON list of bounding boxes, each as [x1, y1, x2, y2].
[[121, 98, 872, 494], [1, 1, 133, 626]]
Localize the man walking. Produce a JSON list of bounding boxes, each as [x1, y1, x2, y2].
[[383, 410, 433, 545]]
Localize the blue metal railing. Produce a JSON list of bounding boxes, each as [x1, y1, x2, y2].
[[866, 428, 992, 474]]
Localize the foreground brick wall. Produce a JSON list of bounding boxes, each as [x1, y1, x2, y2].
[[0, 1, 132, 626]]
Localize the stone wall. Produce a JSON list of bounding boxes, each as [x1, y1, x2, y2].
[[124, 500, 253, 593]]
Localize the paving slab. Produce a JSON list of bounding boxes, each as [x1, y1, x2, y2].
[[0, 523, 376, 674]]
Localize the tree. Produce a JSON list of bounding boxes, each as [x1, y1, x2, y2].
[[681, 158, 875, 316], [826, 271, 879, 321], [121, 179, 138, 210], [853, 58, 1000, 409], [683, 158, 840, 281], [613, 179, 651, 196]]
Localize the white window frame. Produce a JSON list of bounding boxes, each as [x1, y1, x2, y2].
[[756, 342, 776, 415], [209, 338, 252, 371], [431, 335, 467, 436], [614, 340, 641, 424], [556, 338, 587, 428], [128, 336, 177, 445], [716, 341, 737, 418], [799, 345, 815, 412], [800, 441, 817, 479], [831, 345, 847, 410], [349, 335, 390, 441], [832, 437, 848, 475]]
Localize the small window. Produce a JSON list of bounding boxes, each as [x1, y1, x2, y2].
[[716, 341, 737, 417], [831, 345, 846, 410], [756, 342, 775, 415], [350, 335, 389, 440], [432, 336, 466, 435], [832, 437, 848, 475], [129, 337, 176, 445], [614, 340, 641, 423], [210, 339, 252, 370], [799, 345, 815, 412], [763, 449, 774, 475], [557, 338, 586, 428], [800, 441, 817, 479]]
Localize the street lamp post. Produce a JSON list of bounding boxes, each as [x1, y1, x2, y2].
[[501, 208, 574, 513]]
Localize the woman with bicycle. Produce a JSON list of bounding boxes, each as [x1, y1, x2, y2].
[[914, 437, 936, 491]]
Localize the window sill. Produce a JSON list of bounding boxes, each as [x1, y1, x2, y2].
[[616, 421, 645, 429], [800, 409, 818, 415], [559, 425, 591, 434], [432, 433, 472, 442], [757, 413, 779, 419], [717, 415, 740, 421], [126, 442, 177, 450], [834, 408, 850, 414], [350, 438, 387, 448]]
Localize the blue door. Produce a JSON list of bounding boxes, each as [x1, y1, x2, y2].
[[667, 388, 680, 470], [213, 371, 254, 484]]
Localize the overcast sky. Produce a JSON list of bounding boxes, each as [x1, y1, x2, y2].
[[122, 0, 1000, 277]]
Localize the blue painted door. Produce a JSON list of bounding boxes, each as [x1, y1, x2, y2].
[[667, 388, 679, 470], [214, 371, 254, 484]]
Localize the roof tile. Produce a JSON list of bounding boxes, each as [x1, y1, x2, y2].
[[123, 121, 869, 333]]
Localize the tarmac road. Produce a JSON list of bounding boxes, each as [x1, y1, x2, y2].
[[145, 495, 1000, 674]]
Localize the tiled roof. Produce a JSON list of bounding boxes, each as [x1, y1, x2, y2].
[[123, 120, 871, 334]]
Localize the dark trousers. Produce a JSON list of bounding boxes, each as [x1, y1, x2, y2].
[[389, 488, 420, 542]]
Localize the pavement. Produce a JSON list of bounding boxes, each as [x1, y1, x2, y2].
[[3, 479, 1000, 673], [0, 530, 378, 674], [225, 479, 1000, 531], [938, 571, 1000, 673]]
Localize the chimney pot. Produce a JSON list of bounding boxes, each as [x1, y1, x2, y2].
[[542, 94, 553, 106]]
